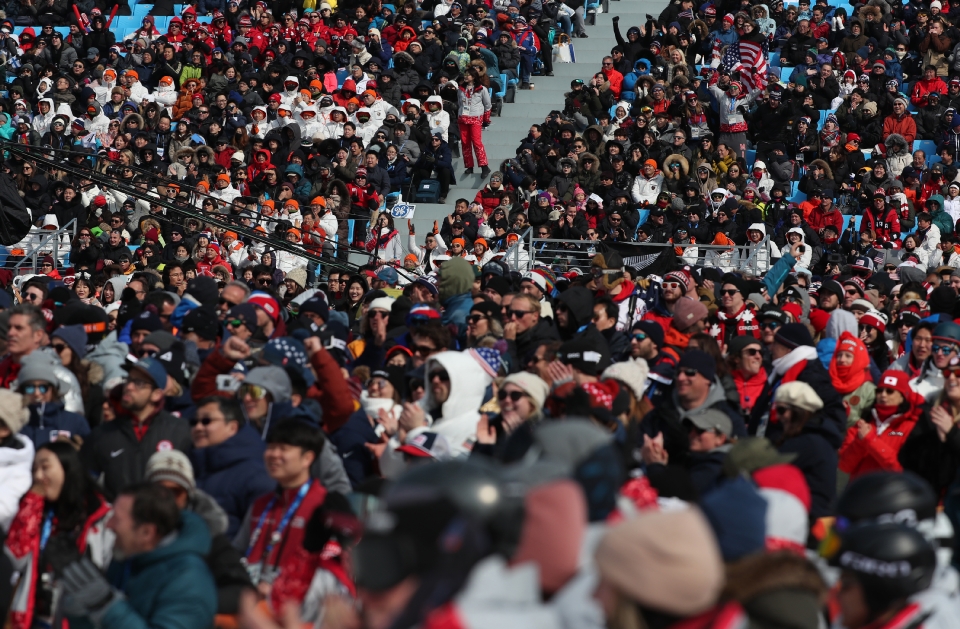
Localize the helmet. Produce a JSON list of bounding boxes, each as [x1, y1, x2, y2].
[[836, 522, 936, 615], [384, 459, 525, 557], [354, 460, 524, 592], [835, 472, 937, 527]]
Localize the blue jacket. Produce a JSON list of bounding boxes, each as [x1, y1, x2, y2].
[[99, 511, 216, 629], [20, 401, 90, 447], [190, 425, 275, 537], [328, 410, 379, 487]]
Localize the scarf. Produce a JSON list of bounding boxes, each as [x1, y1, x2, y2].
[[871, 404, 903, 434], [770, 345, 820, 381], [712, 305, 761, 347], [829, 332, 870, 394]]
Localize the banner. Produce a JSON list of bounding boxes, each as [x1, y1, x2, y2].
[[390, 202, 417, 220]]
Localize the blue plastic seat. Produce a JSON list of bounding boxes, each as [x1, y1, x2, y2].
[[914, 139, 938, 157], [768, 51, 780, 67], [745, 149, 756, 170], [493, 73, 507, 101]]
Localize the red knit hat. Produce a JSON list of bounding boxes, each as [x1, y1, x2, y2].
[[877, 369, 919, 403], [859, 310, 887, 333]]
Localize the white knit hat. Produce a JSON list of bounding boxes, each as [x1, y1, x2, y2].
[[501, 372, 550, 410], [602, 359, 650, 400]]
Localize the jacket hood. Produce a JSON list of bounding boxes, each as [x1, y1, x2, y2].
[[422, 350, 493, 422], [808, 159, 832, 180], [557, 286, 594, 327], [664, 154, 690, 177], [188, 489, 229, 537], [578, 152, 600, 169], [884, 133, 909, 152]]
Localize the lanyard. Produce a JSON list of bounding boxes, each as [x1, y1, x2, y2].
[[245, 480, 311, 562], [39, 509, 54, 551]]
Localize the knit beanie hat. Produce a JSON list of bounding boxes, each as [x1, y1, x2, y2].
[[0, 390, 28, 434], [145, 450, 196, 492]]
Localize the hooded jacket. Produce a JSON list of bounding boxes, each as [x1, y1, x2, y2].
[[420, 350, 493, 457]]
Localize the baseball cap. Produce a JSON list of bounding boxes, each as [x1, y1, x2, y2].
[[123, 356, 168, 389]]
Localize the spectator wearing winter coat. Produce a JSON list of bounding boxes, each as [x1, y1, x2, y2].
[[839, 369, 927, 478], [15, 352, 90, 448], [81, 357, 193, 498], [771, 382, 838, 520], [0, 390, 32, 534], [189, 397, 274, 537], [61, 484, 216, 629], [883, 97, 918, 146], [749, 324, 847, 452]]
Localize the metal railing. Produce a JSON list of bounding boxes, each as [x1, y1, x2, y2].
[[523, 233, 779, 277], [9, 218, 78, 273]]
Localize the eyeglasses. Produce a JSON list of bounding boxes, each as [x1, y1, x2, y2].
[[759, 321, 781, 330], [126, 378, 155, 389], [844, 288, 860, 295], [632, 332, 648, 342], [509, 309, 534, 319], [257, 278, 272, 286], [943, 367, 960, 379], [238, 384, 268, 399], [429, 370, 450, 382], [497, 389, 527, 402], [189, 416, 221, 426], [411, 343, 437, 356], [741, 347, 762, 357], [225, 319, 248, 329], [679, 367, 701, 378], [21, 383, 51, 395], [719, 289, 739, 296], [932, 344, 958, 355]]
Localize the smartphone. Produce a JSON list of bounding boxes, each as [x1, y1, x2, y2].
[[216, 374, 241, 392]]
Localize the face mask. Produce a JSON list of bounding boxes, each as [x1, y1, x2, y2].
[[175, 255, 190, 262]]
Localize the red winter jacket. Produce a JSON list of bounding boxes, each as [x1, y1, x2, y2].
[[838, 406, 921, 478]]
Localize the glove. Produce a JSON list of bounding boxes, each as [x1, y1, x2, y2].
[[612, 15, 619, 22], [60, 559, 123, 624]]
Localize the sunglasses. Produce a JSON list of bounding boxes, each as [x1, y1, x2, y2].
[[932, 344, 958, 355], [943, 367, 960, 379], [189, 416, 220, 426], [467, 314, 487, 324], [632, 332, 648, 342], [679, 367, 701, 378], [741, 347, 762, 357], [411, 344, 437, 356], [497, 389, 527, 402], [844, 288, 860, 295], [509, 309, 534, 319], [238, 384, 268, 399], [429, 370, 450, 382], [21, 383, 51, 395], [759, 321, 781, 330], [257, 278, 272, 286], [719, 289, 739, 296]]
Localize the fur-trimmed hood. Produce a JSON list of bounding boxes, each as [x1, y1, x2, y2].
[[578, 151, 600, 170], [723, 552, 826, 629], [884, 133, 909, 153], [808, 159, 833, 180], [663, 153, 690, 179]]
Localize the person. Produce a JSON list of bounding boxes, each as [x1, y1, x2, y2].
[[232, 420, 336, 609], [59, 483, 217, 629], [727, 335, 766, 421], [189, 396, 275, 537], [771, 381, 838, 520], [593, 509, 746, 629], [458, 67, 492, 179], [829, 332, 876, 425], [15, 352, 90, 447], [899, 357, 960, 496], [81, 357, 192, 498], [4, 442, 113, 629], [831, 522, 936, 629], [839, 370, 927, 479], [0, 390, 32, 534], [474, 371, 549, 459]]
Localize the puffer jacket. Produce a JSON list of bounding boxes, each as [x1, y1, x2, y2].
[[457, 83, 491, 119]]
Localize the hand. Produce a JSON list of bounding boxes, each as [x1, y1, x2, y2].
[[931, 405, 955, 442], [503, 320, 518, 341], [303, 336, 323, 357], [476, 414, 497, 445], [407, 219, 414, 234], [221, 335, 251, 362], [856, 419, 872, 440], [789, 242, 803, 260], [398, 402, 427, 432], [546, 360, 575, 385], [377, 407, 399, 437], [612, 15, 619, 22], [641, 432, 669, 465], [60, 559, 121, 623]]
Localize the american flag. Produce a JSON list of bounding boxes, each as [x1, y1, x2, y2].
[[716, 40, 769, 92]]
